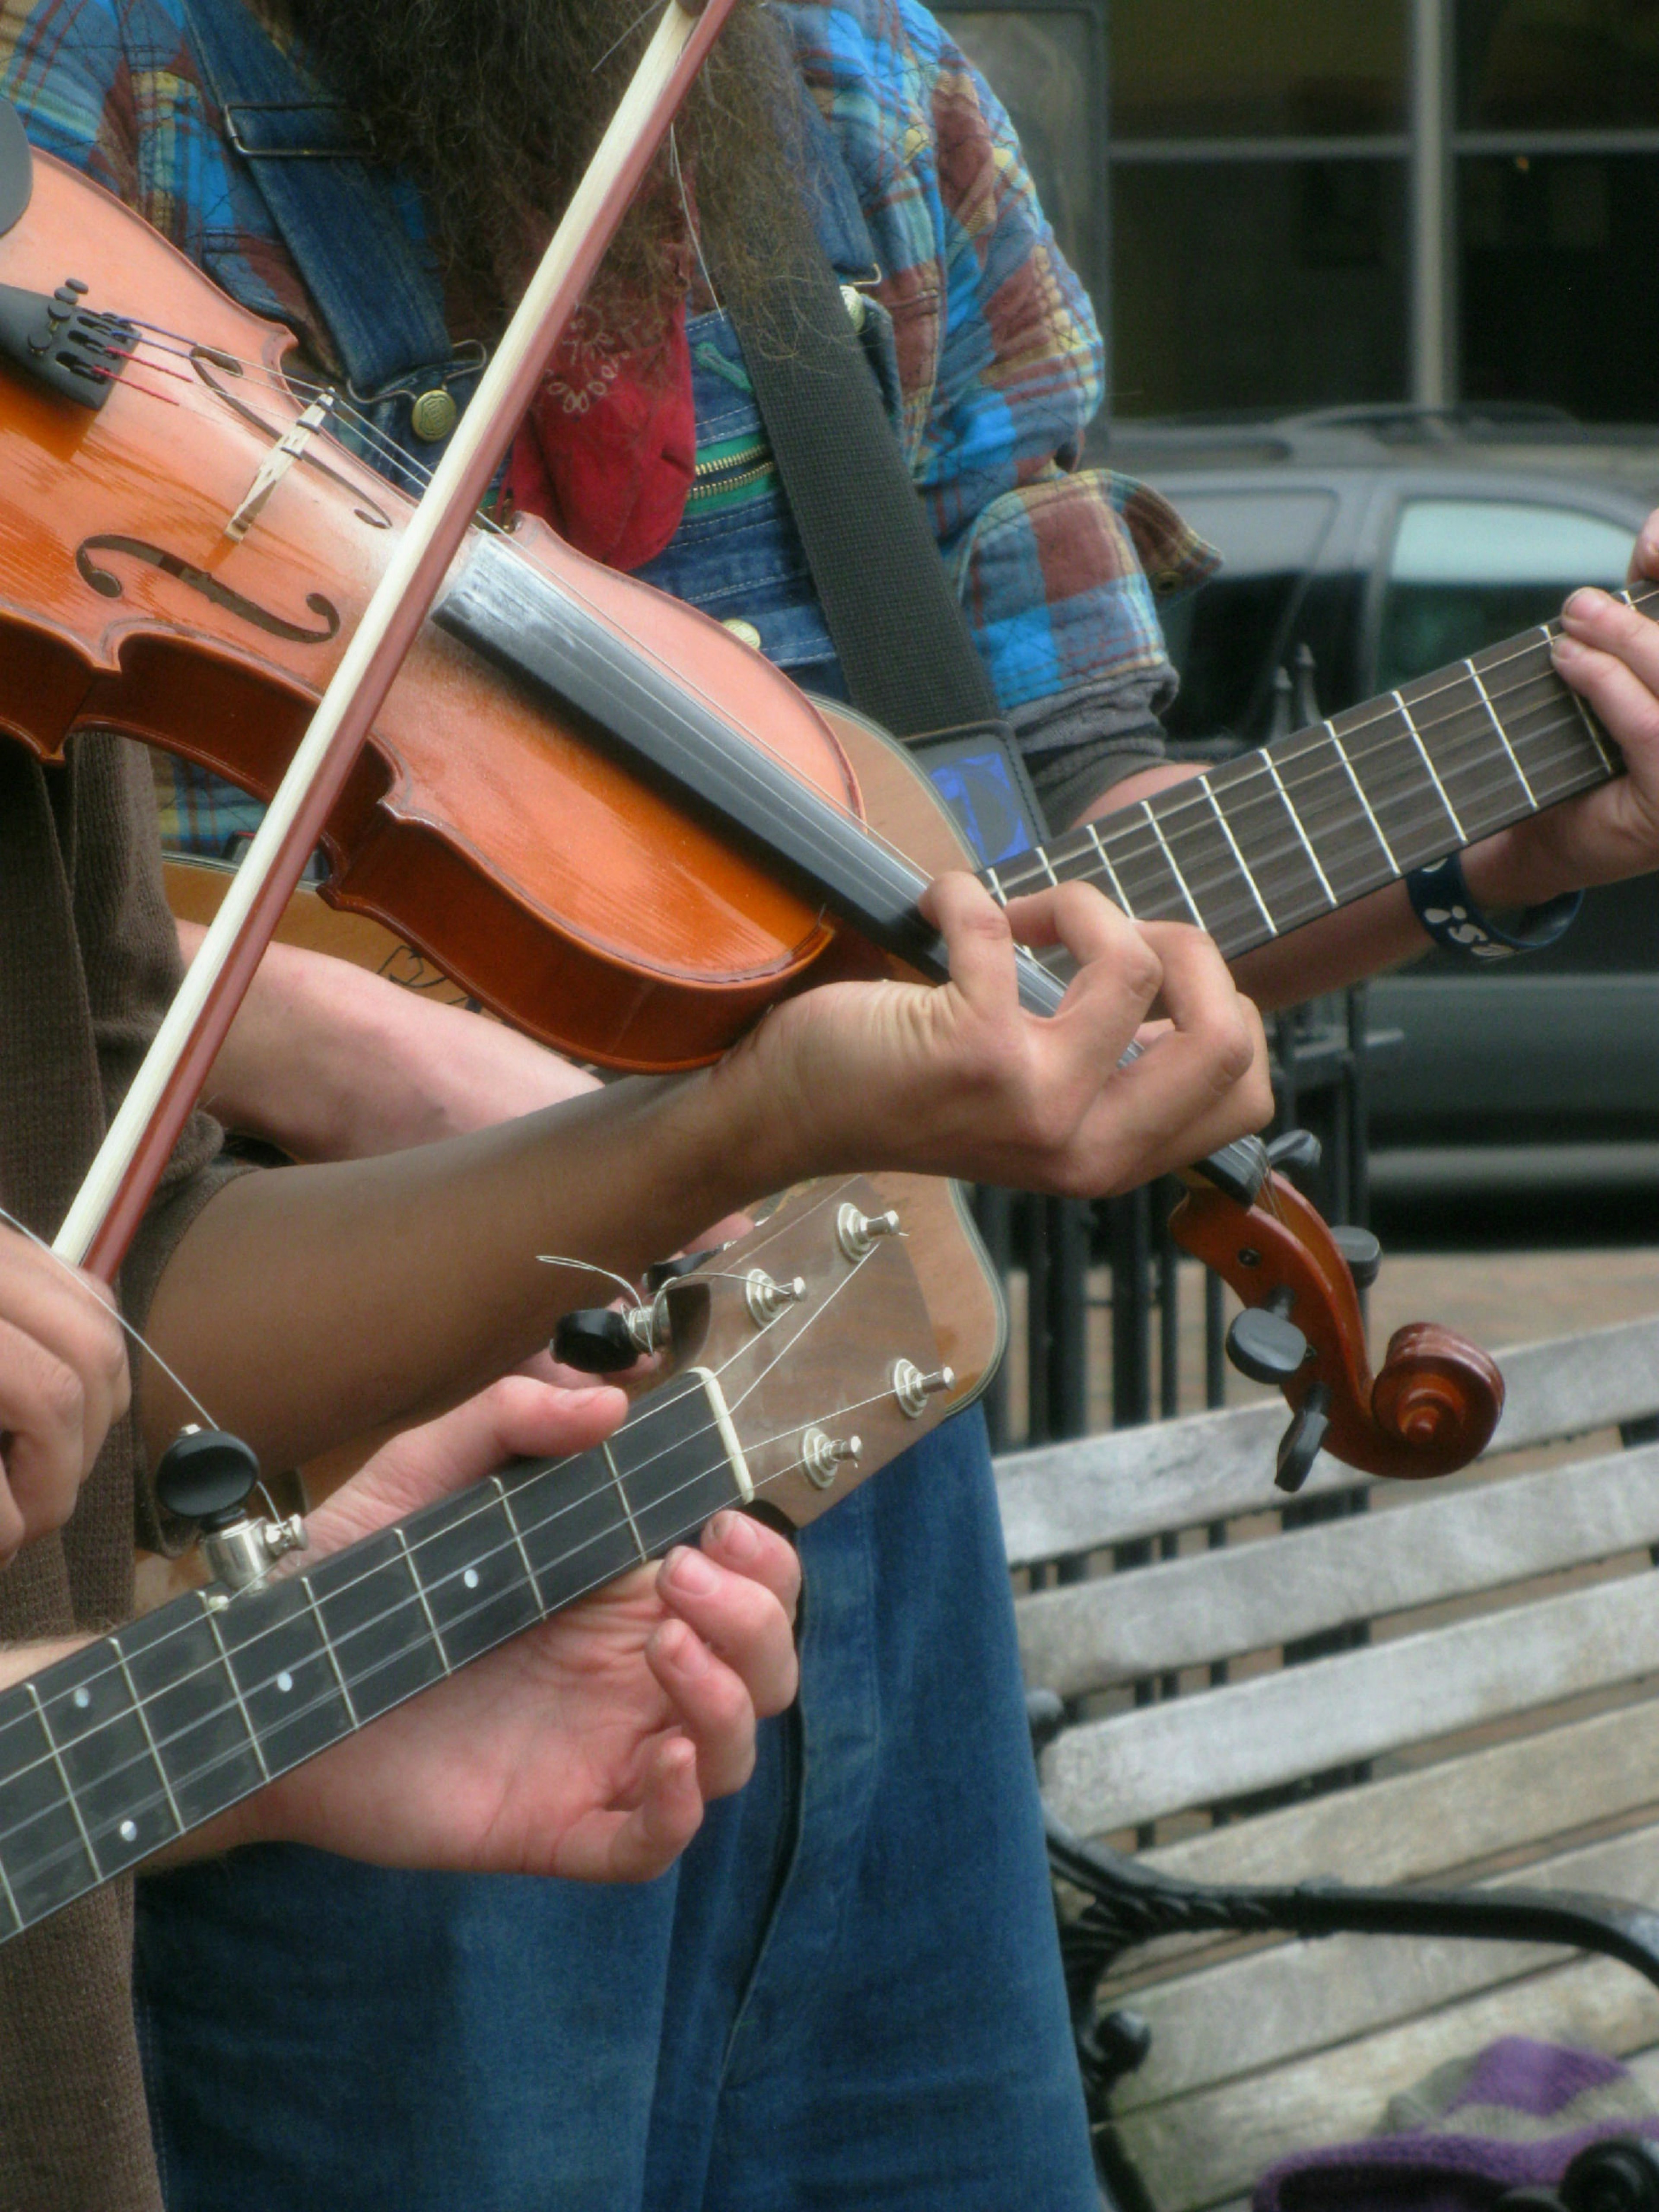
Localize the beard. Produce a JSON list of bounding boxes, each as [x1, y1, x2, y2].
[[283, 0, 809, 337]]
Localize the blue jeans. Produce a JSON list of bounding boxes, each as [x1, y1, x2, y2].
[[134, 1411, 1097, 2209]]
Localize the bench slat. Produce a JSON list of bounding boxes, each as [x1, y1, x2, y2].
[[1017, 1443, 1659, 1696], [1046, 1568, 1659, 1835], [994, 1315, 1659, 1569], [1144, 1703, 1659, 1893], [1116, 1952, 1659, 2212], [1114, 1821, 1659, 2110]]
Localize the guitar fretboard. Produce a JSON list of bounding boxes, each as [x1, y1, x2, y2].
[[0, 1369, 746, 1941], [984, 585, 1654, 950]]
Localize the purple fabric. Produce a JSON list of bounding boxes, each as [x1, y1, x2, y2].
[[1254, 2041, 1659, 2212]]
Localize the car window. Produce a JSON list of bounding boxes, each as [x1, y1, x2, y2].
[[1375, 497, 1634, 691], [1158, 489, 1337, 741]]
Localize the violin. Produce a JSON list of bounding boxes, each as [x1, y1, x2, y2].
[[0, 115, 1503, 1485]]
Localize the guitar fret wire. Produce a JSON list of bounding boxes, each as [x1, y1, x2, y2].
[[108, 1634, 184, 1835], [603, 1441, 650, 1564], [203, 1603, 270, 1780], [1465, 661, 1538, 808], [0, 1231, 880, 1827], [0, 1827, 20, 1930], [1143, 800, 1205, 926], [25, 1684, 101, 1878], [0, 1368, 904, 1885], [1083, 822, 1134, 914], [1322, 721, 1400, 873], [1198, 773, 1276, 935], [1263, 751, 1335, 905], [1393, 690, 1466, 841], [302, 1578, 360, 1729]]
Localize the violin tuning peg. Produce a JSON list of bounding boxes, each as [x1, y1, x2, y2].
[[1275, 1383, 1332, 1494], [154, 1425, 261, 1528], [552, 1309, 642, 1374], [1226, 1301, 1309, 1386], [1330, 1224, 1382, 1290], [1266, 1128, 1322, 1176]]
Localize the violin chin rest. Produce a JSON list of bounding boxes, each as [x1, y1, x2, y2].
[[0, 103, 31, 242]]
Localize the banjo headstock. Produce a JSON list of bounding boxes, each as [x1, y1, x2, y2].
[[595, 1173, 1005, 1528]]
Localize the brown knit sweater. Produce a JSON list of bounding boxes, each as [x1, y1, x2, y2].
[[0, 733, 243, 2212]]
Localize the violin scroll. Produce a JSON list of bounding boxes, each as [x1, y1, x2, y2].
[[1370, 1322, 1505, 1474], [1169, 1152, 1504, 1488]]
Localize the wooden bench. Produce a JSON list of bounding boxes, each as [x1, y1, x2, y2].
[[994, 1312, 1659, 2212]]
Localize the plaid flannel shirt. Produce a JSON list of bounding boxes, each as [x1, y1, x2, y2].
[[0, 0, 1214, 854]]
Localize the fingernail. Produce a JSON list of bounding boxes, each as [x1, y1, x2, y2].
[[1551, 633, 1584, 663], [665, 1545, 716, 1594], [1562, 588, 1604, 621], [708, 1510, 759, 1560]]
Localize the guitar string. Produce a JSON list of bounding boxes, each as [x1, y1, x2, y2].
[[994, 642, 1605, 909], [111, 326, 1640, 923], [0, 1187, 878, 1805]]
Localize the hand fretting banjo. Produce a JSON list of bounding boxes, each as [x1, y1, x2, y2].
[[0, 1173, 999, 1946]]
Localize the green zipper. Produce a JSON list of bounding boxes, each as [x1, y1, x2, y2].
[[686, 433, 775, 509]]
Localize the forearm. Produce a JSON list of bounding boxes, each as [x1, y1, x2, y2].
[[178, 921, 599, 1162], [140, 1065, 775, 1472]]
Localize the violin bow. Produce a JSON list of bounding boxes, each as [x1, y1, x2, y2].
[[54, 0, 735, 1281]]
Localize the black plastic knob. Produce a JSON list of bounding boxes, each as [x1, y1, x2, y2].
[[1226, 1303, 1309, 1386], [1330, 1224, 1382, 1290], [1266, 1128, 1322, 1176], [1274, 1384, 1332, 1494], [1560, 2139, 1659, 2212], [154, 1427, 261, 1529], [643, 1246, 725, 1295], [552, 1308, 640, 1374]]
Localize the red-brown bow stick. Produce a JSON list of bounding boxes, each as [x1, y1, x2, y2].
[[54, 0, 735, 1281]]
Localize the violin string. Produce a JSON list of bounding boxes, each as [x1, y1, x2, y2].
[[0, 1205, 219, 1435], [121, 323, 1600, 875], [0, 1218, 889, 1847], [111, 330, 1624, 936], [0, 1173, 862, 1788]]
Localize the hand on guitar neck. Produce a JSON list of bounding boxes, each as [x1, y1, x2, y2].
[[1084, 531, 1659, 1013]]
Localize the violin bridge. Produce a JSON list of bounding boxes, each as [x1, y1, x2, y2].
[[224, 392, 337, 544]]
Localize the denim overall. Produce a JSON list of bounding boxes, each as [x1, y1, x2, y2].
[[134, 12, 1096, 2206]]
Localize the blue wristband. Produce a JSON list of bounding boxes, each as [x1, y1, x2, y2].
[[1407, 853, 1583, 963]]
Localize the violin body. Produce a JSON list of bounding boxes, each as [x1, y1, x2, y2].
[[1, 148, 973, 1068]]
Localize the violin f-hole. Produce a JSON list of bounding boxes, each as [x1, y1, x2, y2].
[[75, 534, 341, 645]]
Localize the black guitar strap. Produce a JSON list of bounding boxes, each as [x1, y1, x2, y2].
[[715, 105, 1049, 858]]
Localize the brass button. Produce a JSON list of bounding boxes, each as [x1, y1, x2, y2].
[[1153, 567, 1183, 596], [840, 283, 868, 334], [410, 388, 459, 442], [721, 618, 763, 651]]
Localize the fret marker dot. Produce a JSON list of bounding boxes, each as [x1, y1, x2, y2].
[[463, 1568, 480, 1590], [276, 1670, 293, 1693], [119, 1819, 137, 1843], [72, 1688, 90, 1710]]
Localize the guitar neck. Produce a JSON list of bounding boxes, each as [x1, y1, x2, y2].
[[0, 1369, 746, 1944], [988, 582, 1656, 952]]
